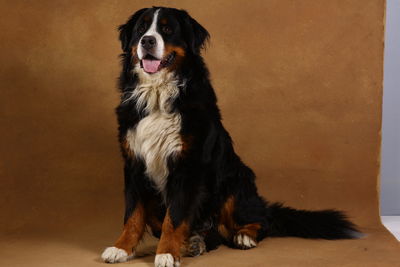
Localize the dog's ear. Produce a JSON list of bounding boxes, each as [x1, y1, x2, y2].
[[179, 10, 210, 54], [118, 8, 147, 52]]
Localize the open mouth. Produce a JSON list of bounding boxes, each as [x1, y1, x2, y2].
[[140, 52, 176, 74]]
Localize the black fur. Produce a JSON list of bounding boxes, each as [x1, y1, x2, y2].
[[114, 6, 360, 255]]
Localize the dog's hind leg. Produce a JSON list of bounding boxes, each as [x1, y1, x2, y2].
[[232, 223, 261, 249], [217, 195, 266, 250]]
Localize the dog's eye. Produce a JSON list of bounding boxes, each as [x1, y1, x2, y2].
[[137, 25, 146, 34], [162, 26, 172, 35]]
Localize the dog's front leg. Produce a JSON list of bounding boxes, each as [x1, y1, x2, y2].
[[102, 163, 147, 263], [101, 202, 146, 263], [155, 209, 189, 267], [154, 160, 204, 267]]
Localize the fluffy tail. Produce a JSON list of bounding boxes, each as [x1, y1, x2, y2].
[[267, 203, 361, 239]]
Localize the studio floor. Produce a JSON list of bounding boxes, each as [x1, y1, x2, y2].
[[1, 220, 400, 267]]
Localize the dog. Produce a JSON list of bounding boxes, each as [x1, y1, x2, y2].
[[101, 6, 359, 267]]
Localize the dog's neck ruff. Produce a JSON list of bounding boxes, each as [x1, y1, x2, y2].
[[126, 68, 183, 193], [133, 68, 179, 114]]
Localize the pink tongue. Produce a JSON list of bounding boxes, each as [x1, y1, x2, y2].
[[142, 59, 161, 73]]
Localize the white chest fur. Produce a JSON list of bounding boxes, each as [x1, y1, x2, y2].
[[125, 70, 183, 192]]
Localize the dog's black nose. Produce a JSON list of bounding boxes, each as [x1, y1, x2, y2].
[[141, 36, 156, 50]]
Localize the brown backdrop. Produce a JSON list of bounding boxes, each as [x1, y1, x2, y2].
[[0, 0, 399, 266]]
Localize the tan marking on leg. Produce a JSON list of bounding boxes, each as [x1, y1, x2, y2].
[[217, 224, 230, 239], [114, 203, 146, 254], [218, 197, 261, 242], [218, 196, 236, 239], [156, 210, 189, 261], [237, 223, 262, 241]]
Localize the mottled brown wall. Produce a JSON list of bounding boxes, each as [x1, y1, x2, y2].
[[0, 0, 384, 239]]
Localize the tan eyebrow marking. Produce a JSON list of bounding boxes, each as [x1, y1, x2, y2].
[[160, 18, 168, 25]]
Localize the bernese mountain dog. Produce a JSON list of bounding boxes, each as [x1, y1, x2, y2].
[[101, 6, 359, 267]]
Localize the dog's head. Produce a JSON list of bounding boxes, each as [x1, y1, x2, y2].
[[118, 7, 209, 74]]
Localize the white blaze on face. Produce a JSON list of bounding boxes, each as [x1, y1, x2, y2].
[[137, 9, 164, 60]]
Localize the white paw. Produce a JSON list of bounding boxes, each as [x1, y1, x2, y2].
[[233, 234, 257, 249], [101, 246, 134, 263], [154, 253, 180, 267]]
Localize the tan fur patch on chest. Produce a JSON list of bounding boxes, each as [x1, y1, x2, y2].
[[126, 70, 183, 192]]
